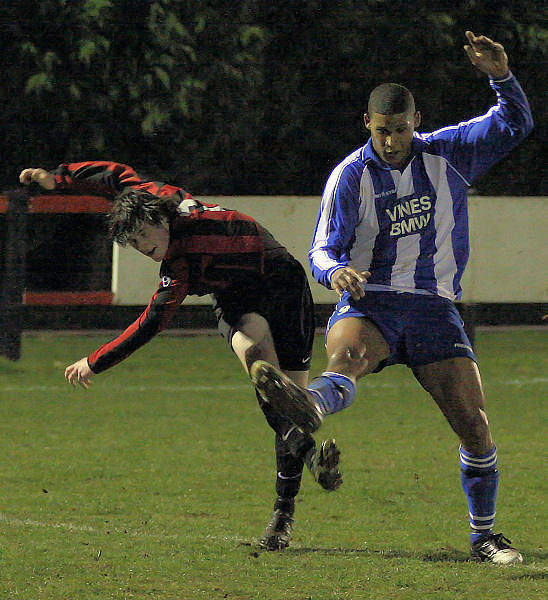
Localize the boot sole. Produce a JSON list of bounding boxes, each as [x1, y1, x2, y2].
[[251, 360, 323, 434]]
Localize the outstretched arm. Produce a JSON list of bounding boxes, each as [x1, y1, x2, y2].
[[424, 31, 532, 183], [19, 162, 135, 198], [464, 30, 509, 79], [21, 161, 190, 200], [63, 262, 190, 386]]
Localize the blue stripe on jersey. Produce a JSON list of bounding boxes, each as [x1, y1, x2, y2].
[[411, 155, 438, 292], [448, 166, 470, 300], [309, 155, 364, 287], [368, 169, 398, 286]]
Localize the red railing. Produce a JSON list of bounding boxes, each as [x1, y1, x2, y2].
[[1, 193, 113, 305]]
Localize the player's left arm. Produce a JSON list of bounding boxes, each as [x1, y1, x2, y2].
[[20, 161, 141, 199], [22, 161, 189, 201], [19, 168, 56, 190], [52, 161, 157, 199], [463, 30, 509, 79], [426, 31, 533, 183]]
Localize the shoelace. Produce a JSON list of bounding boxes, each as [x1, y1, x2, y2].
[[492, 534, 513, 549]]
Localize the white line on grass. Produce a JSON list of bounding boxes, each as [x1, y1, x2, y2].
[[0, 512, 250, 544], [0, 513, 97, 534], [0, 377, 547, 394]]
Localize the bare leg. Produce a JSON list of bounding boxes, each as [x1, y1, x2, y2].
[[251, 316, 391, 431], [412, 357, 492, 454], [325, 317, 391, 381], [411, 356, 520, 559], [231, 313, 281, 374]]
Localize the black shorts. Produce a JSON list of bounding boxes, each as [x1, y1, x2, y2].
[[213, 256, 315, 371]]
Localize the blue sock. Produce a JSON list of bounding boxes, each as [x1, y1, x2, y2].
[[307, 372, 356, 415], [459, 445, 499, 544]]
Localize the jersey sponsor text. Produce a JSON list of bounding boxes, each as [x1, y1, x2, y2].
[[386, 195, 432, 237]]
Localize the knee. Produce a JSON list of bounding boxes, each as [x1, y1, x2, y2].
[[327, 344, 371, 378], [232, 313, 277, 371], [242, 336, 278, 372], [458, 408, 492, 454], [243, 342, 264, 371]]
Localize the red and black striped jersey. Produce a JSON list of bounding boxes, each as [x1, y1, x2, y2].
[[53, 161, 288, 374], [54, 160, 189, 201]]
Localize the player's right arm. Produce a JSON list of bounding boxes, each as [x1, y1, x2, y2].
[[64, 259, 189, 386], [65, 357, 94, 389], [309, 160, 367, 299], [330, 266, 370, 301]]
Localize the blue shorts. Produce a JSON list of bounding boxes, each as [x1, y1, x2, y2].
[[326, 290, 476, 372]]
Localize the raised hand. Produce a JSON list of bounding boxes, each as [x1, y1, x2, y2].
[[19, 168, 56, 190], [464, 31, 509, 79]]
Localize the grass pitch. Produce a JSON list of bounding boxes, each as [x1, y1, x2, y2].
[[0, 328, 546, 599]]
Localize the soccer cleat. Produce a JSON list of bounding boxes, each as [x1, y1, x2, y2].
[[258, 499, 295, 551], [250, 360, 323, 433], [305, 439, 343, 491], [470, 533, 523, 565]]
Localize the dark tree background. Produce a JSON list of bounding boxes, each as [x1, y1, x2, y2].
[[1, 0, 546, 195]]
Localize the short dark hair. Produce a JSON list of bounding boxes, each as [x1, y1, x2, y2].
[[368, 83, 415, 115], [108, 188, 179, 245]]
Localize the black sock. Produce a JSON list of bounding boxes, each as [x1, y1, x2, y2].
[[275, 433, 304, 499], [273, 495, 295, 515], [256, 390, 315, 501], [256, 389, 315, 455]]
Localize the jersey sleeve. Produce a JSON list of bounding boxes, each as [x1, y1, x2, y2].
[[423, 73, 533, 184], [87, 259, 189, 374], [309, 161, 363, 288], [52, 160, 189, 200]]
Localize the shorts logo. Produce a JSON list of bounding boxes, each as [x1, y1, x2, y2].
[[338, 305, 351, 315], [161, 276, 172, 287], [454, 343, 473, 352]]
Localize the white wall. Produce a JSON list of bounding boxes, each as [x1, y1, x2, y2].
[[461, 197, 547, 302], [112, 196, 548, 305]]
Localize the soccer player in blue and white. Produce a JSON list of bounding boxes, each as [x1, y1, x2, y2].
[[252, 31, 533, 564]]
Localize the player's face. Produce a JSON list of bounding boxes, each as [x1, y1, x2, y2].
[[127, 221, 170, 262], [364, 109, 421, 169]]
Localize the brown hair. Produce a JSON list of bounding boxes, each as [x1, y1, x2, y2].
[[108, 188, 179, 245]]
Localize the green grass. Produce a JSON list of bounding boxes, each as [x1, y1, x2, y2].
[[0, 329, 546, 599]]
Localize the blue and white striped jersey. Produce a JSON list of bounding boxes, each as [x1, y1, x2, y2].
[[309, 73, 533, 301]]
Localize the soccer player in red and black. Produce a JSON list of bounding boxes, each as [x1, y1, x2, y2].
[[20, 161, 342, 550]]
